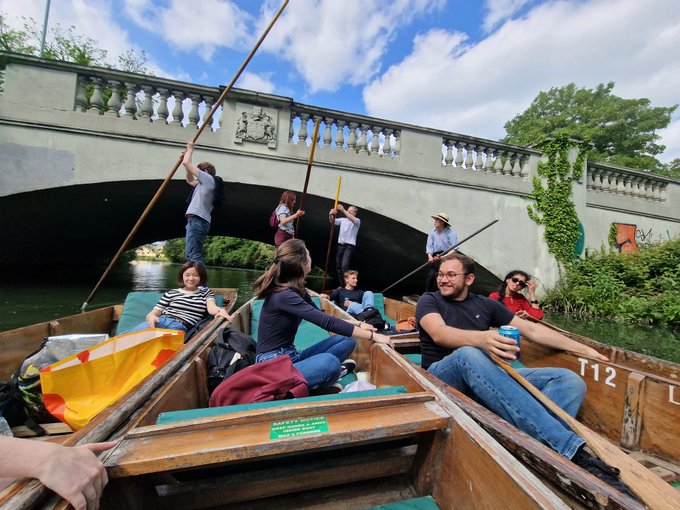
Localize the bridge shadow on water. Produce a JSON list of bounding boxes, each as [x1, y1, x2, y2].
[[1, 180, 500, 297]]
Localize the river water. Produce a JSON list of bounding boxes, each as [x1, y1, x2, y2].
[[2, 261, 679, 363]]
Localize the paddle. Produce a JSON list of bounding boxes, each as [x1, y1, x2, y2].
[[322, 176, 342, 290], [381, 219, 499, 294], [493, 358, 680, 509], [294, 118, 321, 238], [80, 0, 290, 312]]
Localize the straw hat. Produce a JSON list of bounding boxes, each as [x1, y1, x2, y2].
[[431, 212, 451, 226]]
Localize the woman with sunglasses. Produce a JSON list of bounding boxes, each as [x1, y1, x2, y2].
[[489, 270, 543, 320]]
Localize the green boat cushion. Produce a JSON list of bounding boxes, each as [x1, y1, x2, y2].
[[402, 353, 526, 370], [366, 496, 440, 509], [372, 294, 396, 327], [156, 386, 408, 425], [115, 291, 223, 335]]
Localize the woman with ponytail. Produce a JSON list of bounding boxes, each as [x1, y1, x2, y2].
[[254, 239, 392, 390], [489, 270, 544, 320]]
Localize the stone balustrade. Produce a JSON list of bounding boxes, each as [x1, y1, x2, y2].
[[587, 162, 670, 202], [442, 136, 534, 177], [289, 105, 401, 158]]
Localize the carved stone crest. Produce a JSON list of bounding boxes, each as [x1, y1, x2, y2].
[[234, 106, 276, 148]]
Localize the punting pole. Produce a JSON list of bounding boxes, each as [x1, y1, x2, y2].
[[495, 358, 680, 509], [80, 0, 290, 312], [380, 219, 499, 295], [294, 118, 321, 238], [322, 176, 342, 290]]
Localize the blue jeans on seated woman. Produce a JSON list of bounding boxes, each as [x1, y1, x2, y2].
[[428, 346, 587, 459], [255, 335, 356, 390], [346, 291, 375, 316], [129, 315, 188, 333]]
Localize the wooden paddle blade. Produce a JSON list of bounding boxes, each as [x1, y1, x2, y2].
[[497, 360, 680, 510]]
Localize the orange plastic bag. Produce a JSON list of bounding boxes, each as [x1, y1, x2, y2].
[[40, 328, 183, 430]]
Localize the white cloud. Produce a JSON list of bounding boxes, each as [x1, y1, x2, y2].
[[482, 0, 534, 32], [363, 0, 680, 163], [256, 0, 444, 94], [123, 0, 253, 61], [236, 71, 276, 94]]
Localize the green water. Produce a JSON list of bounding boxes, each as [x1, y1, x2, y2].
[[1, 261, 678, 366], [544, 312, 680, 364]]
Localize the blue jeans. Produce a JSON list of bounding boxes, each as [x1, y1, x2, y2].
[[129, 315, 188, 333], [347, 291, 375, 316], [428, 346, 586, 459], [256, 335, 356, 390], [185, 216, 210, 263]]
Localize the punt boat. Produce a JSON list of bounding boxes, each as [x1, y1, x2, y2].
[[383, 295, 680, 498], [2, 293, 589, 510]]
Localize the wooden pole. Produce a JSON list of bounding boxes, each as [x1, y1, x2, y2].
[[80, 0, 290, 312], [380, 219, 499, 294], [494, 359, 680, 509], [294, 118, 321, 238], [322, 176, 342, 290]]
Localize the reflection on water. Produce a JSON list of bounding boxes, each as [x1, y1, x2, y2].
[[0, 261, 326, 332], [1, 262, 678, 366], [544, 312, 680, 364]]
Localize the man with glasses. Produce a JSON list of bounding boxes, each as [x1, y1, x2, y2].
[[415, 252, 634, 496]]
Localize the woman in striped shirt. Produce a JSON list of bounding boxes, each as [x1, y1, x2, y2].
[[131, 261, 231, 332]]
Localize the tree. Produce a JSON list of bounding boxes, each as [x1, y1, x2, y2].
[[503, 82, 678, 173], [659, 158, 680, 179], [0, 12, 149, 73]]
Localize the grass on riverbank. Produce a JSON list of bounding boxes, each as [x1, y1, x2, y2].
[[544, 237, 680, 330]]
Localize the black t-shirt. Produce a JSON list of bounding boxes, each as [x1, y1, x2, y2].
[[328, 287, 365, 310], [415, 291, 515, 369]]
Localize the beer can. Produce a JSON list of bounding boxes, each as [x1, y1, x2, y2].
[[498, 325, 521, 359]]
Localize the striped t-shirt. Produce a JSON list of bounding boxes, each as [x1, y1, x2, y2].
[[154, 287, 215, 327]]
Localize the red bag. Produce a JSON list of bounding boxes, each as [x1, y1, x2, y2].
[[209, 355, 308, 407]]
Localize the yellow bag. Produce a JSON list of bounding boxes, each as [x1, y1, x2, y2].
[[40, 328, 184, 430]]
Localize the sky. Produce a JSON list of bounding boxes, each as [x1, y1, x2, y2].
[[2, 0, 679, 163]]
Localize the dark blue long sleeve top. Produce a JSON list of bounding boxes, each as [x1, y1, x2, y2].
[[257, 289, 355, 355]]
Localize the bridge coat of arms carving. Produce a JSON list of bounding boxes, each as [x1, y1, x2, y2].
[[234, 106, 277, 148]]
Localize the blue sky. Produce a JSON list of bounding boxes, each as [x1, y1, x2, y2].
[[3, 0, 679, 163]]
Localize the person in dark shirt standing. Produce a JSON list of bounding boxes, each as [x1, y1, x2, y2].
[[320, 270, 375, 317], [253, 239, 392, 390], [416, 252, 633, 495], [183, 141, 217, 263]]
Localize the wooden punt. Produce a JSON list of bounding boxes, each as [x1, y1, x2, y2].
[[383, 295, 680, 500], [2, 295, 576, 510]]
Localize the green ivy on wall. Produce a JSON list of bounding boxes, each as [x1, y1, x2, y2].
[[527, 136, 590, 265]]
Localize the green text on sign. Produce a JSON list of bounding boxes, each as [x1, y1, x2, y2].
[[270, 416, 329, 440]]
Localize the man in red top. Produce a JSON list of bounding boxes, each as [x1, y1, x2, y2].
[[489, 270, 543, 320]]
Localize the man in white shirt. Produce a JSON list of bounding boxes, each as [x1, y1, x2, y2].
[[425, 212, 458, 292], [329, 204, 361, 285]]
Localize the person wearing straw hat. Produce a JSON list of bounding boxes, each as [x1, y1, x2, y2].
[[425, 212, 458, 292]]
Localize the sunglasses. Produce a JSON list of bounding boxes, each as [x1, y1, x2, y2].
[[511, 276, 528, 288]]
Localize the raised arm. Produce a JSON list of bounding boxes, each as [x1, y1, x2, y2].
[[182, 141, 200, 186], [337, 204, 358, 224]]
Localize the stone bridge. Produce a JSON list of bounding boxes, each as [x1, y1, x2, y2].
[[1, 53, 678, 294]]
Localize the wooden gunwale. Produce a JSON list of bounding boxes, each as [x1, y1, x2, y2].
[[383, 295, 680, 504]]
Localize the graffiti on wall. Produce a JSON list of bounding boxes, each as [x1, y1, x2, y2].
[[610, 223, 671, 253]]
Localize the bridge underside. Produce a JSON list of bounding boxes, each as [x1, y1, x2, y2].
[[1, 181, 499, 296]]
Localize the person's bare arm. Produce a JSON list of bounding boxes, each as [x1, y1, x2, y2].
[[206, 298, 232, 322], [0, 436, 117, 510], [337, 204, 358, 224], [182, 141, 200, 186], [510, 316, 608, 361], [420, 312, 518, 362], [145, 307, 163, 328]]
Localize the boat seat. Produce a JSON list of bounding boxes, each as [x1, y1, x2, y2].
[[402, 353, 527, 370], [115, 292, 224, 336], [156, 386, 408, 425], [366, 496, 440, 509]]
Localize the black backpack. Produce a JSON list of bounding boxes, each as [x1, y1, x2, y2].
[[354, 307, 387, 331], [206, 328, 257, 395], [212, 176, 226, 207], [186, 175, 226, 208]]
